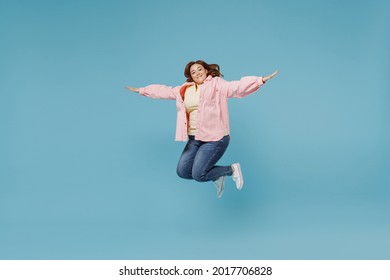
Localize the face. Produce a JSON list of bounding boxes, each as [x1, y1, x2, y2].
[[190, 63, 208, 85]]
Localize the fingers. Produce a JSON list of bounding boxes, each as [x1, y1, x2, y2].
[[266, 70, 279, 81], [125, 86, 139, 92], [270, 70, 279, 78]]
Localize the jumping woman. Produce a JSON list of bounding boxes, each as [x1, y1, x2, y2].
[[126, 60, 278, 198]]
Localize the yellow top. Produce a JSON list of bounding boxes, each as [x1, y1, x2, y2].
[[184, 85, 200, 136]]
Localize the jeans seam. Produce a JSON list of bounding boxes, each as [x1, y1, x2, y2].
[[198, 138, 228, 181]]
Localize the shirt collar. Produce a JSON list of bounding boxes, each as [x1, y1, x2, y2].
[[204, 75, 213, 82]]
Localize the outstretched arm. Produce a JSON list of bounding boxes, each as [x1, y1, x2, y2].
[[125, 84, 178, 100], [222, 70, 279, 98]]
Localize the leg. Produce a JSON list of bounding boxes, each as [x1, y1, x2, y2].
[[176, 137, 201, 180], [192, 135, 233, 182]]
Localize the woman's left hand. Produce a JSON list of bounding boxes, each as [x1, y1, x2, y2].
[[262, 70, 279, 83], [125, 86, 140, 93]]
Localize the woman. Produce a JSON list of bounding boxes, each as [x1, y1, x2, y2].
[[126, 60, 278, 198]]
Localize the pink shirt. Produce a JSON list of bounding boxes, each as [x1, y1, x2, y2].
[[139, 75, 264, 142]]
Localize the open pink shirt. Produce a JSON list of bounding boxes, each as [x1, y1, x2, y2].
[[139, 75, 264, 142]]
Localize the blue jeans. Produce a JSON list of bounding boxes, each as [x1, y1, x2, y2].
[[176, 135, 233, 182]]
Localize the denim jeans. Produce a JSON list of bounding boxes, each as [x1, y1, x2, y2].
[[176, 135, 233, 182]]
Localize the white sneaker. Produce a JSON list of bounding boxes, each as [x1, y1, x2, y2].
[[231, 163, 244, 190], [214, 176, 225, 198]]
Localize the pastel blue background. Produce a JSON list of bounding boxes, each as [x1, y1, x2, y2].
[[1, 0, 389, 259]]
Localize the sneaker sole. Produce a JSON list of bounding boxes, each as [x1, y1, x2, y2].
[[235, 163, 244, 190], [217, 176, 225, 198]]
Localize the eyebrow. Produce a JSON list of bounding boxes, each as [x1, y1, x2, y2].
[[191, 67, 202, 73]]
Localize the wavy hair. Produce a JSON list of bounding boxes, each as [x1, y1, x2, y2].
[[184, 60, 223, 82]]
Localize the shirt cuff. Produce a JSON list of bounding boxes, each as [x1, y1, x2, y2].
[[139, 87, 146, 95], [257, 76, 265, 86]]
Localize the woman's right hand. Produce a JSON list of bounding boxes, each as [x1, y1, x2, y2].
[[125, 86, 140, 93]]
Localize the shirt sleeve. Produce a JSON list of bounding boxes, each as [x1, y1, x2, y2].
[[220, 76, 264, 99], [139, 84, 180, 100]]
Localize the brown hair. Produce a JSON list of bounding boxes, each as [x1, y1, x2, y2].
[[184, 60, 223, 82]]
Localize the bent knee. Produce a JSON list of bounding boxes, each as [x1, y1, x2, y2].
[[176, 168, 193, 180], [192, 172, 208, 182]]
